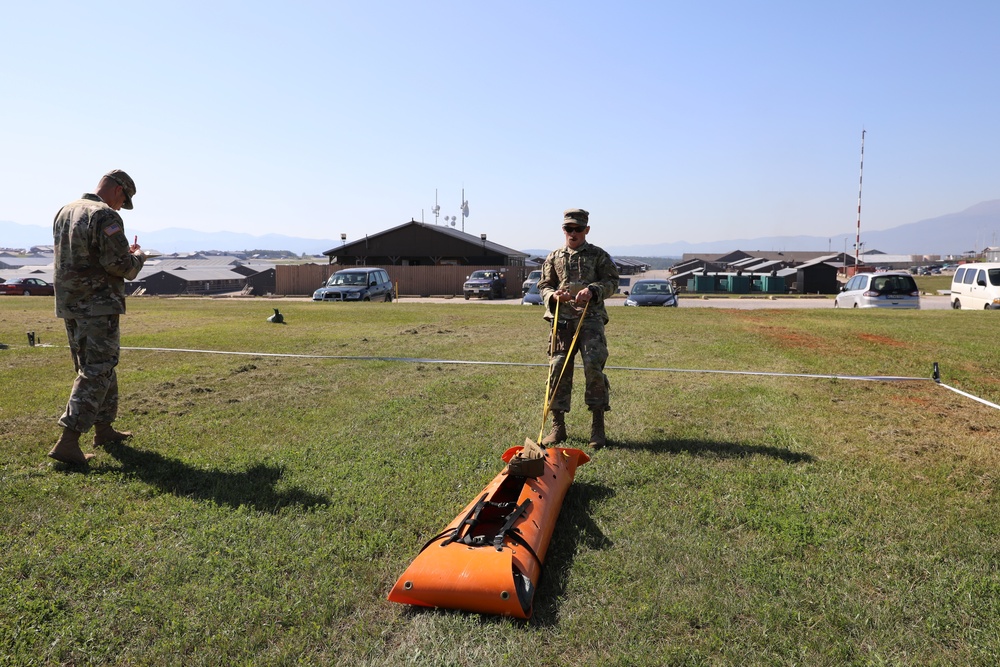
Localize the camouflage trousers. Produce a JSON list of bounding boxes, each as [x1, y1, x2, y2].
[[546, 317, 610, 413], [58, 315, 121, 433]]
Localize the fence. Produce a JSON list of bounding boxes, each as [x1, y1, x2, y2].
[[276, 264, 534, 298]]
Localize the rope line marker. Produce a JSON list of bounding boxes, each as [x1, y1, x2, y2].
[[118, 345, 929, 382], [932, 361, 1000, 411], [18, 345, 1000, 412]]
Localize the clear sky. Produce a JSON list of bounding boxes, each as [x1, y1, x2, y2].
[[3, 1, 998, 251]]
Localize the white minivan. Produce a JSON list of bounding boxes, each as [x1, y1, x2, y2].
[[950, 263, 1000, 310]]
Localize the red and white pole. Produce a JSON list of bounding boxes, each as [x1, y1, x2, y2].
[[855, 129, 865, 273]]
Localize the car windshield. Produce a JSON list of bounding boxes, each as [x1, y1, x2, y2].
[[470, 271, 492, 280], [527, 283, 540, 294], [871, 275, 916, 294], [328, 273, 367, 286], [632, 282, 670, 295]]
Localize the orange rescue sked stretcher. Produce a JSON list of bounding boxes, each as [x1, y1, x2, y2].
[[387, 445, 590, 619]]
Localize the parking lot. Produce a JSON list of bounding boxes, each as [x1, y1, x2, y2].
[[401, 295, 954, 309]]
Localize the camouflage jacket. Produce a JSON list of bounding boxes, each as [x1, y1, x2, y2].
[[538, 241, 620, 324], [53, 193, 145, 319]]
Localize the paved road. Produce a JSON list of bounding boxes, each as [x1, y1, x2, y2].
[[400, 295, 954, 310]]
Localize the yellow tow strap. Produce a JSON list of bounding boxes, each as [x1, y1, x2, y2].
[[538, 298, 590, 443]]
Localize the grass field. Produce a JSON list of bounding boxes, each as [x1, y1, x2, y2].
[[2, 296, 1000, 666]]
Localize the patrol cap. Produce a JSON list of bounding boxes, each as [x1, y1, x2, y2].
[[563, 208, 589, 226], [104, 169, 136, 210]]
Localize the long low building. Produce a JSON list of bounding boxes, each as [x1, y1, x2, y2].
[[672, 250, 848, 294], [139, 268, 252, 295]]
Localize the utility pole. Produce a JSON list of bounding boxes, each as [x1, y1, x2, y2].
[[855, 129, 865, 273]]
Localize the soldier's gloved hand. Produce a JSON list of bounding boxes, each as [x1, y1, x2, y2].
[[554, 289, 574, 303]]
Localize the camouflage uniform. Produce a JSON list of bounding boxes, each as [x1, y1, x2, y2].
[[538, 240, 619, 413], [54, 192, 144, 433]]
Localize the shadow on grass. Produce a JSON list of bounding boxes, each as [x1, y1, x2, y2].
[[531, 480, 615, 626], [611, 437, 815, 464], [100, 441, 330, 512]]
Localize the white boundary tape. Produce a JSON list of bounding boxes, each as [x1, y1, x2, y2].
[[935, 382, 1000, 411], [120, 346, 929, 382], [26, 345, 1000, 412]]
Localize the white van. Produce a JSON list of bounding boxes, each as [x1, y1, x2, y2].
[[950, 263, 1000, 310]]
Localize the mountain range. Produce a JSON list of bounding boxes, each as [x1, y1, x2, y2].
[[3, 200, 999, 257], [602, 200, 1000, 258]]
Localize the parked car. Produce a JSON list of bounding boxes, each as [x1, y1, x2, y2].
[[521, 281, 543, 305], [950, 263, 1000, 309], [521, 270, 542, 295], [0, 277, 55, 296], [313, 267, 394, 302], [834, 272, 920, 309], [623, 279, 678, 307], [463, 270, 506, 300]]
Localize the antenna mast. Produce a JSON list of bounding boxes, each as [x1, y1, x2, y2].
[[855, 129, 865, 273], [461, 188, 466, 233]]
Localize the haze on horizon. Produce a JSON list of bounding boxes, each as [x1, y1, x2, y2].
[[2, 2, 999, 252]]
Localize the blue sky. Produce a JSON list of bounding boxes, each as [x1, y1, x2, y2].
[[3, 1, 998, 251]]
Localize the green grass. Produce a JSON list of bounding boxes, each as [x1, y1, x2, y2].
[[913, 274, 953, 294], [3, 297, 1000, 666]]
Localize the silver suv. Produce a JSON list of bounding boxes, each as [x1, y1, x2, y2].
[[521, 270, 542, 295], [313, 268, 394, 302], [834, 272, 919, 309]]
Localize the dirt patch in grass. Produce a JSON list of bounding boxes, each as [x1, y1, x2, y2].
[[857, 333, 909, 348], [758, 325, 840, 353], [729, 313, 841, 353]]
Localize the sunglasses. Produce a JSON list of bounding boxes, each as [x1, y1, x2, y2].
[[562, 225, 587, 233]]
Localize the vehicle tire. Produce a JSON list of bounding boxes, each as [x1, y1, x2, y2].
[[363, 296, 370, 302], [464, 293, 470, 300], [953, 299, 961, 310], [833, 300, 839, 308], [22, 290, 30, 296], [986, 304, 992, 310], [385, 292, 392, 302], [852, 302, 858, 308]]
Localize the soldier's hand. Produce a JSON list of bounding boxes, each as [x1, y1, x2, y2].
[[574, 288, 592, 305]]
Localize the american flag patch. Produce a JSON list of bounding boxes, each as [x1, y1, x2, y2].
[[104, 223, 122, 237]]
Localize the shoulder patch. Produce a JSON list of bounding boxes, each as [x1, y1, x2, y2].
[[104, 223, 123, 237]]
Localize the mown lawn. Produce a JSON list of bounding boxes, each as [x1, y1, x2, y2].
[[2, 297, 999, 666]]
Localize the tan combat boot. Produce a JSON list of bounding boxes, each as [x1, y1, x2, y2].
[[589, 410, 606, 449], [48, 427, 94, 465], [541, 411, 567, 446], [94, 422, 133, 447]]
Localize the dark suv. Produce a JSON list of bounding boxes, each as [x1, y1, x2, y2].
[[463, 270, 506, 299], [313, 268, 394, 302]]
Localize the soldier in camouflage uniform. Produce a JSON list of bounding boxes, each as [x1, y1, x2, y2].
[[48, 170, 146, 465], [537, 209, 619, 448]]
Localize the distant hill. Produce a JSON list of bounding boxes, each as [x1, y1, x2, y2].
[[0, 220, 54, 251], [4, 199, 999, 257], [131, 228, 340, 256], [0, 221, 339, 256], [604, 200, 1000, 257]]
